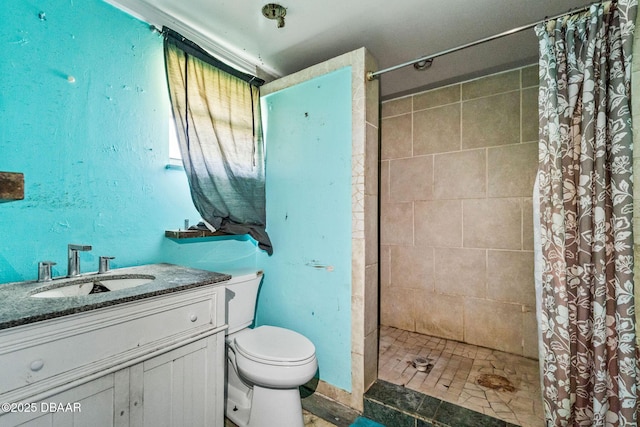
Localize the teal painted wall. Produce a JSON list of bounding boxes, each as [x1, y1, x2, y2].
[[1, 0, 355, 395], [0, 0, 258, 283], [257, 68, 353, 392]]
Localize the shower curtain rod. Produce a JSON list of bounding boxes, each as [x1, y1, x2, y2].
[[366, 0, 612, 81]]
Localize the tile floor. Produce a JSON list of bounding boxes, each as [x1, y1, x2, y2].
[[225, 410, 339, 427], [378, 325, 544, 427]]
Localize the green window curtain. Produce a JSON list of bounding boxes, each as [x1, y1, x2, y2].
[[164, 35, 272, 255]]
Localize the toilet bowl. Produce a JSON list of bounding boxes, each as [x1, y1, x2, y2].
[[234, 325, 317, 388], [222, 271, 318, 427]]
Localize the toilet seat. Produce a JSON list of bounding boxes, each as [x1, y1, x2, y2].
[[234, 325, 316, 366]]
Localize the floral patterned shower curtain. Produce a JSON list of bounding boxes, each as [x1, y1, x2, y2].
[[536, 1, 639, 425]]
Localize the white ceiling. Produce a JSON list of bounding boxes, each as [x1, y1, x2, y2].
[[106, 0, 596, 100]]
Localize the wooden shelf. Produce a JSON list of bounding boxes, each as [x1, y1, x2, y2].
[[0, 172, 24, 202], [165, 229, 231, 239]]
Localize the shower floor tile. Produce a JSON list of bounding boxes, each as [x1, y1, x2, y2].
[[378, 325, 544, 427]]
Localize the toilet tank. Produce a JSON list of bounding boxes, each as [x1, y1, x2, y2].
[[223, 270, 264, 334]]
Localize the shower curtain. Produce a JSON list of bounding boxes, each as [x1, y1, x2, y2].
[[535, 1, 638, 425]]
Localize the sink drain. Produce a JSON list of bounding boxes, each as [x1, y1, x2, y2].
[[90, 282, 110, 294], [476, 374, 516, 392]]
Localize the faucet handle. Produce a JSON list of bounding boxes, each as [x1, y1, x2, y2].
[[98, 256, 115, 274], [38, 261, 56, 282], [68, 244, 92, 252]]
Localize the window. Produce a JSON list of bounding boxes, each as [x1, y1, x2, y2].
[[168, 117, 182, 168]]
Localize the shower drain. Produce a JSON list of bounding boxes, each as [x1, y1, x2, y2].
[[476, 374, 516, 392], [412, 357, 432, 372]]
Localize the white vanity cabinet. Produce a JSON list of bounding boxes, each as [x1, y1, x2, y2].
[[0, 283, 226, 427], [0, 374, 119, 427], [131, 334, 223, 427]]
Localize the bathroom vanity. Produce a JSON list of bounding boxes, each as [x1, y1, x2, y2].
[[0, 263, 230, 427]]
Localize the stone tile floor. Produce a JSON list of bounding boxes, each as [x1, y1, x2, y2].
[[225, 384, 359, 427], [378, 325, 544, 427], [225, 410, 339, 427]]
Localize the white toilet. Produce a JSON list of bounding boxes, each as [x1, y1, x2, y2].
[[223, 270, 318, 427]]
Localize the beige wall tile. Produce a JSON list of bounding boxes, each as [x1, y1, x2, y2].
[[434, 149, 486, 199], [353, 150, 365, 239], [312, 379, 354, 411], [523, 197, 534, 251], [521, 64, 539, 88], [352, 294, 364, 355], [522, 308, 539, 359], [462, 91, 521, 149], [365, 265, 379, 336], [350, 352, 364, 410], [352, 239, 366, 298], [415, 291, 464, 341], [389, 155, 433, 202], [365, 123, 379, 196], [380, 286, 416, 331], [382, 96, 412, 118], [364, 330, 379, 389], [462, 70, 520, 100], [521, 88, 539, 142], [380, 160, 390, 204], [464, 299, 523, 354], [380, 202, 414, 245], [434, 248, 486, 298], [415, 200, 463, 247], [380, 64, 543, 354], [365, 195, 379, 266], [381, 114, 412, 160], [487, 142, 538, 198], [463, 198, 522, 249], [390, 245, 434, 290], [487, 250, 535, 305], [380, 245, 390, 289], [414, 103, 461, 155], [414, 84, 461, 110]]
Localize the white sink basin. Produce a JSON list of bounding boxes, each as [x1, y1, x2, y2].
[[31, 276, 155, 298]]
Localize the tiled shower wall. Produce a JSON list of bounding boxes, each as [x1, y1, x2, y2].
[[380, 65, 539, 359]]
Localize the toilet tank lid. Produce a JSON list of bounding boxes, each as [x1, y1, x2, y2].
[[221, 269, 263, 285]]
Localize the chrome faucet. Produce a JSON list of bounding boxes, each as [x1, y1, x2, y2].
[[67, 244, 92, 277], [98, 256, 115, 274], [37, 261, 56, 282]]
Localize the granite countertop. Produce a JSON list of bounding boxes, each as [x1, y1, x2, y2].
[[0, 263, 231, 330]]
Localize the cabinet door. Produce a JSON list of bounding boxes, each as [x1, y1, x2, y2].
[[130, 333, 225, 427], [0, 374, 117, 427]]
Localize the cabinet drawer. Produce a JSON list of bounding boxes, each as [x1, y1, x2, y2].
[[0, 287, 221, 395]]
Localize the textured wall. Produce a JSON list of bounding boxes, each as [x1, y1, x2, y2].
[[380, 66, 539, 358], [257, 68, 353, 391], [257, 48, 380, 410], [0, 0, 379, 403], [0, 0, 258, 283]]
